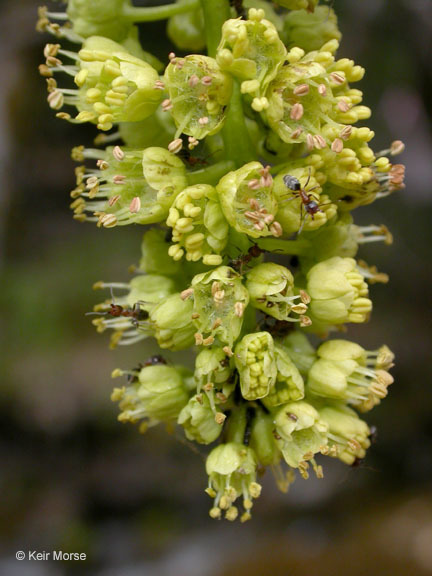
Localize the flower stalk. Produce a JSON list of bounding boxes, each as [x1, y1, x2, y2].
[[38, 0, 404, 522]]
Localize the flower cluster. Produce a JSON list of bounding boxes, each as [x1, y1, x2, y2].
[[38, 0, 404, 522]]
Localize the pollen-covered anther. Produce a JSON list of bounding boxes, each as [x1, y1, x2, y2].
[[201, 76, 213, 86], [168, 138, 183, 154], [96, 159, 109, 170], [330, 72, 345, 85], [291, 304, 308, 315], [112, 146, 124, 162], [318, 83, 327, 96], [270, 221, 283, 237], [223, 346, 233, 357], [293, 84, 310, 96], [213, 290, 225, 305], [259, 165, 273, 188], [98, 213, 117, 228], [300, 316, 312, 327], [181, 288, 194, 301], [331, 138, 344, 153], [313, 134, 327, 149], [113, 174, 126, 185], [390, 140, 405, 156], [162, 98, 173, 111], [168, 52, 176, 61], [290, 102, 304, 121], [337, 100, 351, 112], [215, 412, 226, 425], [194, 333, 204, 346], [340, 125, 353, 140], [129, 197, 141, 214], [203, 336, 215, 346], [306, 134, 315, 151], [47, 90, 64, 110], [300, 290, 311, 305], [248, 179, 261, 190], [198, 116, 209, 125], [108, 195, 121, 207], [154, 80, 165, 90], [234, 302, 245, 318]]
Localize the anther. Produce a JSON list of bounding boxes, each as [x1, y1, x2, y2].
[[168, 138, 183, 154], [290, 102, 304, 121], [112, 146, 124, 161], [129, 197, 141, 213]]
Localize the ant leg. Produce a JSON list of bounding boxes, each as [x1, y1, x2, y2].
[[298, 210, 309, 235]]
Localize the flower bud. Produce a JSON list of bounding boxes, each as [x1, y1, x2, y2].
[[167, 7, 206, 52], [164, 54, 232, 140], [318, 403, 371, 465], [273, 0, 318, 10], [306, 257, 372, 325], [307, 339, 394, 411], [283, 6, 341, 53], [139, 229, 182, 277], [274, 401, 328, 472], [150, 293, 195, 350], [67, 0, 131, 41], [246, 262, 309, 323], [112, 364, 190, 428], [234, 332, 277, 400], [167, 184, 228, 265], [249, 410, 281, 467], [45, 36, 162, 130], [71, 146, 187, 227], [263, 343, 305, 407], [178, 392, 225, 444], [217, 162, 281, 238], [191, 266, 249, 347], [205, 443, 261, 521], [217, 10, 286, 101], [300, 213, 359, 267]]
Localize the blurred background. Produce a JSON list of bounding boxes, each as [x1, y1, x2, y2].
[[0, 1, 431, 574]]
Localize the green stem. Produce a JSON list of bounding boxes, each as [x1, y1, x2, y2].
[[225, 404, 248, 444], [200, 0, 254, 168], [200, 0, 231, 58], [256, 237, 311, 256], [122, 0, 200, 22], [221, 81, 255, 168], [186, 160, 235, 186]]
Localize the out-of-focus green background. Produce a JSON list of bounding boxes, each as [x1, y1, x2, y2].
[[1, 1, 431, 574]]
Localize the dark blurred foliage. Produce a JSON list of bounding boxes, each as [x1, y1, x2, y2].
[[0, 1, 431, 575]]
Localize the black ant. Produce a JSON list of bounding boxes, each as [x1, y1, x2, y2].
[[260, 316, 295, 338], [87, 298, 148, 327], [283, 168, 331, 234], [143, 355, 167, 367], [228, 244, 265, 274], [126, 356, 167, 383]]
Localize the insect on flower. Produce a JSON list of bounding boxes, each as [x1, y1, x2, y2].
[[228, 244, 265, 274], [283, 169, 330, 234]]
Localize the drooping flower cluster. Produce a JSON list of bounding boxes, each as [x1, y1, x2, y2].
[[38, 0, 404, 522]]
